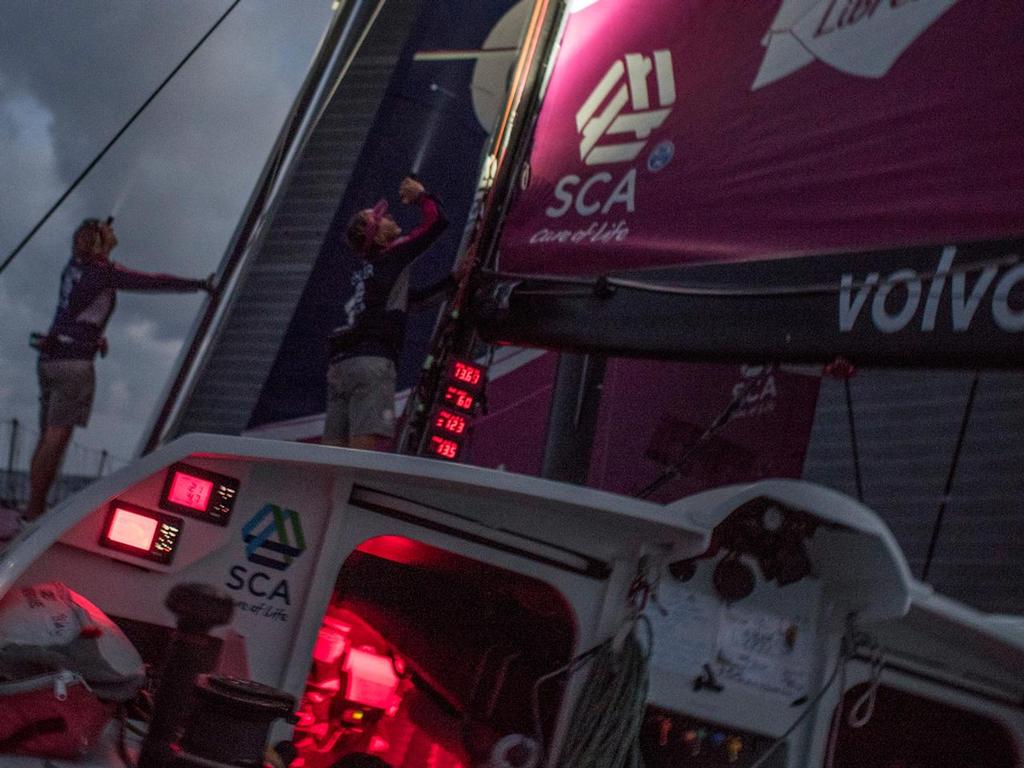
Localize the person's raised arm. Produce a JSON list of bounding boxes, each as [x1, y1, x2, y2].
[[381, 178, 448, 267], [110, 263, 215, 293]]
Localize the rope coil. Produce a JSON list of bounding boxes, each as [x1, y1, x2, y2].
[[555, 619, 651, 768]]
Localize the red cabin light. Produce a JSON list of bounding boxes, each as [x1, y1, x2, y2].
[[428, 436, 461, 461], [107, 507, 158, 551], [343, 647, 399, 710], [167, 471, 214, 512]]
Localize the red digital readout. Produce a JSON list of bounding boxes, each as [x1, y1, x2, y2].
[[433, 409, 467, 435], [452, 361, 482, 387], [429, 436, 460, 460], [443, 385, 475, 412], [106, 508, 158, 551], [167, 472, 214, 512]]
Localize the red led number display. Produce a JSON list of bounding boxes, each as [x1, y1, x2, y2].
[[443, 386, 475, 412], [167, 472, 214, 512], [159, 462, 239, 525], [433, 410, 467, 435], [429, 436, 460, 460], [452, 361, 482, 386]]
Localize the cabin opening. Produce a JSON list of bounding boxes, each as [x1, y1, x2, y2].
[[293, 535, 578, 768]]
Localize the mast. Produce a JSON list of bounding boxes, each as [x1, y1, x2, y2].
[[398, 0, 570, 456], [140, 1, 390, 455]]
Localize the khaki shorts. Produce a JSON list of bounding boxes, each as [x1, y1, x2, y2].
[[38, 359, 95, 430], [324, 356, 396, 442]]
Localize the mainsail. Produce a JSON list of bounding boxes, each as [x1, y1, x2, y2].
[[480, 0, 1024, 365]]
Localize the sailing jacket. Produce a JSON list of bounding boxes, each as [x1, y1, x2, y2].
[[41, 257, 205, 361], [330, 194, 448, 364]]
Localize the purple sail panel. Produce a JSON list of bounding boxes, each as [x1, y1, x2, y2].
[[499, 0, 1024, 275]]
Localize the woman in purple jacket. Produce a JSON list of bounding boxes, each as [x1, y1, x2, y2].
[[26, 218, 213, 521]]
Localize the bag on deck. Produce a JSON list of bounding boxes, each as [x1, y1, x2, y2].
[[0, 581, 145, 701]]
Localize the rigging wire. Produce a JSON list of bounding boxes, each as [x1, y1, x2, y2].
[[0, 0, 244, 277], [634, 368, 770, 499], [922, 370, 981, 581]]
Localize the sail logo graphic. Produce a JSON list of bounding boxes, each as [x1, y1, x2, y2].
[[241, 503, 306, 571], [753, 0, 959, 90], [575, 50, 675, 166], [540, 50, 675, 225]]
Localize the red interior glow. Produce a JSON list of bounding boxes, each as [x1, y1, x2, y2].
[[168, 471, 214, 511], [107, 508, 158, 551], [343, 647, 399, 709]]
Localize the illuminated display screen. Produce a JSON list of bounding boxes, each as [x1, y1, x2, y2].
[[444, 358, 485, 392], [167, 472, 214, 511], [108, 508, 158, 551], [100, 501, 182, 565], [432, 409, 467, 435], [442, 385, 476, 413], [429, 436, 460, 460], [452, 361, 482, 387], [159, 463, 239, 525]]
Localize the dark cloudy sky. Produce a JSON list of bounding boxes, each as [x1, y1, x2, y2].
[[0, 1, 333, 473]]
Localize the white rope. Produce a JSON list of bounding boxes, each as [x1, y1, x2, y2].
[[553, 617, 651, 768], [847, 644, 884, 729]]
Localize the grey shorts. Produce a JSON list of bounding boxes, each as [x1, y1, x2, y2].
[[38, 359, 95, 430], [324, 356, 397, 442]]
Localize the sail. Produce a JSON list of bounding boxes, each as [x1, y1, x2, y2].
[[497, 0, 1024, 275], [246, 0, 528, 430], [466, 351, 821, 503], [482, 0, 1024, 366]]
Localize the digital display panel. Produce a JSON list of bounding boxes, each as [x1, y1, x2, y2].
[[432, 409, 467, 436], [100, 501, 182, 565], [167, 472, 214, 511], [108, 508, 159, 551], [442, 385, 476, 414], [429, 436, 461, 460], [159, 463, 240, 525], [444, 358, 485, 392]]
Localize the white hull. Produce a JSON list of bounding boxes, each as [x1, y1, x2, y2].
[[1, 434, 1021, 767]]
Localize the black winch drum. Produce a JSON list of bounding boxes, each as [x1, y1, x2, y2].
[[181, 675, 296, 767]]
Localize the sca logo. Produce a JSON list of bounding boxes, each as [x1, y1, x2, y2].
[[547, 50, 676, 219], [226, 504, 306, 606]]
